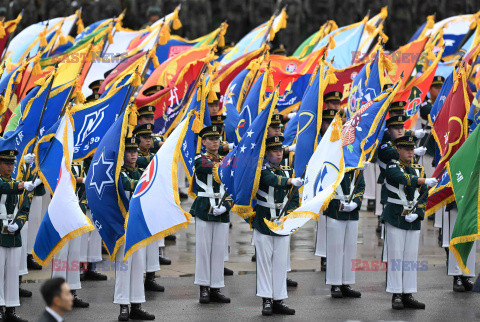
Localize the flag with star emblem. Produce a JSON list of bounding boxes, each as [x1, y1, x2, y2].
[[33, 112, 94, 266], [218, 88, 279, 217], [266, 114, 345, 235], [85, 109, 130, 260], [222, 69, 248, 143], [124, 116, 192, 261], [447, 124, 480, 275]]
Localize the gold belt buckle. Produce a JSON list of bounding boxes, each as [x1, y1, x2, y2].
[[276, 203, 282, 209], [214, 193, 220, 198]]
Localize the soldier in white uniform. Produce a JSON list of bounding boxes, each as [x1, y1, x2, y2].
[[115, 137, 154, 321], [0, 149, 36, 322]]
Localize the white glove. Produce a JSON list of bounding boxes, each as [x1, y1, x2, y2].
[[33, 178, 42, 187], [82, 177, 86, 184], [405, 213, 418, 223], [273, 218, 282, 225], [287, 112, 297, 120], [414, 129, 426, 139], [23, 153, 35, 165], [425, 177, 438, 187], [414, 147, 427, 156], [24, 181, 35, 191], [7, 223, 18, 232], [360, 161, 371, 171], [291, 177, 304, 187], [288, 144, 296, 152], [213, 205, 227, 216], [342, 201, 358, 212], [228, 143, 234, 150]]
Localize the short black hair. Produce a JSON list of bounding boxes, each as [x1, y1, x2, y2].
[[41, 277, 66, 306]]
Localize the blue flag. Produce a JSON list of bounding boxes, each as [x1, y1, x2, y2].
[[429, 71, 454, 124], [283, 112, 299, 146], [468, 90, 480, 132], [85, 109, 129, 260], [72, 79, 133, 160], [223, 69, 249, 143], [343, 84, 399, 170], [218, 89, 278, 217]]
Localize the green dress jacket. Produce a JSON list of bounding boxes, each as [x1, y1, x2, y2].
[[0, 175, 32, 248], [324, 170, 365, 221], [381, 160, 427, 230], [190, 152, 233, 223], [252, 164, 299, 236]]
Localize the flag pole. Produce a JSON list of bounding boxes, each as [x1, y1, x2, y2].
[[0, 10, 23, 61], [11, 65, 58, 224]]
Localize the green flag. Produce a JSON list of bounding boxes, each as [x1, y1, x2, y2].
[[293, 32, 318, 58], [447, 124, 480, 275]]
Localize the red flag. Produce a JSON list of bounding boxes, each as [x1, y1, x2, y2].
[[431, 66, 474, 178], [98, 51, 146, 94], [325, 63, 365, 107], [387, 37, 428, 88]]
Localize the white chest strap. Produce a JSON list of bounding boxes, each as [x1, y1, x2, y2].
[[333, 177, 355, 203], [0, 194, 18, 224], [196, 174, 225, 209], [386, 168, 421, 211], [256, 170, 290, 219]]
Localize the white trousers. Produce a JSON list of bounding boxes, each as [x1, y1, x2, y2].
[[364, 163, 376, 200], [447, 208, 476, 277], [385, 223, 420, 294], [194, 217, 228, 288], [80, 210, 102, 263], [52, 237, 82, 290], [287, 235, 291, 272], [18, 222, 28, 276], [375, 164, 383, 216], [145, 242, 160, 273], [114, 244, 146, 305], [178, 166, 186, 189], [253, 229, 289, 300], [27, 196, 43, 254], [158, 238, 165, 248], [326, 217, 358, 285], [442, 207, 450, 247], [0, 246, 21, 307], [224, 228, 229, 262], [41, 194, 51, 218], [314, 213, 327, 257]]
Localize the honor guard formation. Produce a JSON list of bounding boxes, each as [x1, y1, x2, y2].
[[0, 1, 478, 321]]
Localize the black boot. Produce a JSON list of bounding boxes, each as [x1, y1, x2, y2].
[[0, 306, 4, 321], [272, 300, 295, 315], [261, 298, 273, 316], [331, 285, 343, 298], [286, 278, 298, 287], [367, 199, 375, 211], [18, 276, 31, 298], [199, 286, 210, 304], [453, 276, 466, 292], [392, 293, 404, 310], [71, 290, 89, 308], [376, 221, 382, 233], [144, 272, 165, 292], [461, 276, 474, 291], [224, 267, 234, 276], [84, 263, 107, 281], [118, 304, 129, 321], [130, 303, 155, 320], [401, 293, 425, 309], [4, 307, 27, 322], [26, 254, 42, 270], [320, 257, 326, 272], [159, 256, 171, 266], [251, 254, 256, 262], [210, 288, 230, 303], [165, 234, 176, 241], [340, 285, 361, 298]]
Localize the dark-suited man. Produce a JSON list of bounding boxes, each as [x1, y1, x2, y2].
[[38, 278, 73, 322]]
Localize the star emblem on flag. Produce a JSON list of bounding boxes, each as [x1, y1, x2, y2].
[[89, 149, 115, 198]]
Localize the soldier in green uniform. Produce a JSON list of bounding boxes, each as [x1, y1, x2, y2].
[[136, 105, 165, 163], [132, 123, 167, 292], [190, 126, 233, 305], [381, 134, 438, 310], [115, 137, 154, 321], [314, 108, 340, 272], [325, 168, 365, 299], [0, 149, 35, 322], [253, 135, 303, 316]]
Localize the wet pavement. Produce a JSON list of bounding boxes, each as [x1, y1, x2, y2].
[[21, 200, 480, 321]]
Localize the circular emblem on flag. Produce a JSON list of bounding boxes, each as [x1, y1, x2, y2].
[[350, 72, 358, 80], [313, 162, 340, 197], [133, 156, 158, 198], [286, 63, 297, 73]]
